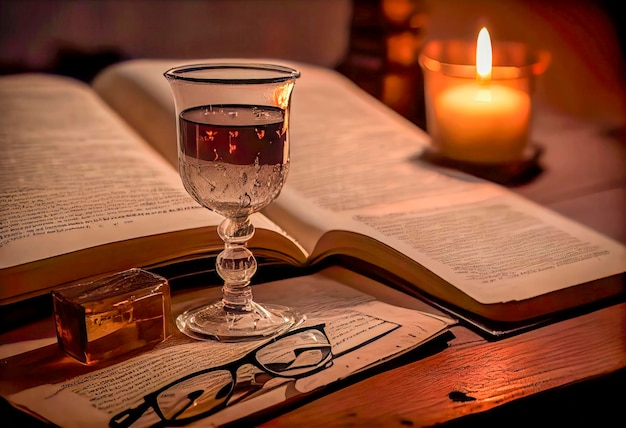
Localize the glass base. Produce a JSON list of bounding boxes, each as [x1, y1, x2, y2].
[[176, 300, 304, 342]]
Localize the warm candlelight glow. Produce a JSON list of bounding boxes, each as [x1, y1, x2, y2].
[[476, 27, 492, 81], [424, 27, 532, 164]]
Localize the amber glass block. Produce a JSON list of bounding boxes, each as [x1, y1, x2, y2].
[[52, 268, 171, 365]]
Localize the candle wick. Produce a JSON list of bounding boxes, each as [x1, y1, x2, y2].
[[476, 73, 491, 85]]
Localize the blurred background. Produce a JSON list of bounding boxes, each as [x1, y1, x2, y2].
[[1, 0, 625, 131]]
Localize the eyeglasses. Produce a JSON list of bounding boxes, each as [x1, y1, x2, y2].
[[109, 324, 332, 427]]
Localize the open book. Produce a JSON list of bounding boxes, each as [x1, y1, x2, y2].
[[1, 59, 624, 329]]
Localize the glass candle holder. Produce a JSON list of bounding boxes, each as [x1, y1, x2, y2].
[[419, 39, 550, 164]]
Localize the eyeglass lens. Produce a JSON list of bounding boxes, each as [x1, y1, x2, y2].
[[256, 328, 331, 376], [156, 370, 233, 420]]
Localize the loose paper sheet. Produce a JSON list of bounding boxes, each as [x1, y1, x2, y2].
[[7, 273, 453, 428]]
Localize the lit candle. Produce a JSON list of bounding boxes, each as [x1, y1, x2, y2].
[[433, 28, 531, 163]]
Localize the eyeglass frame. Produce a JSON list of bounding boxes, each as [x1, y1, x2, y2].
[[109, 323, 331, 427]]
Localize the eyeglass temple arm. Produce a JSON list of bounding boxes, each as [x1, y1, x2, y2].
[[109, 400, 152, 428]]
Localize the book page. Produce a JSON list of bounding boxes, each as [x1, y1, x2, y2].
[[0, 74, 288, 271], [274, 67, 626, 304]]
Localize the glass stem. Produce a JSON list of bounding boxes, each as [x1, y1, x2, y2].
[[216, 217, 257, 313]]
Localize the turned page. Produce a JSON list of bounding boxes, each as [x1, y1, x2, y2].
[[0, 74, 290, 302], [93, 62, 180, 168], [90, 60, 626, 305]]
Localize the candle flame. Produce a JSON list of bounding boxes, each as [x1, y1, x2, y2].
[[476, 27, 492, 82]]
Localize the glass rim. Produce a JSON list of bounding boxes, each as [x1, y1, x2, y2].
[[419, 39, 550, 80], [163, 62, 301, 84]]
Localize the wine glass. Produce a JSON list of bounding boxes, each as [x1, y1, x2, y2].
[[164, 63, 302, 341]]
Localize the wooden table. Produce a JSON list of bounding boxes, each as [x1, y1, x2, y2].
[[1, 108, 624, 427], [259, 304, 626, 427]]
